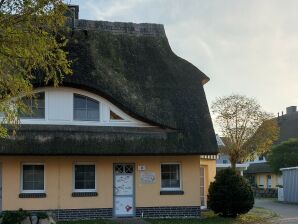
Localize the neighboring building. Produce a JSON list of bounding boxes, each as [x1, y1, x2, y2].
[[276, 106, 298, 143], [0, 6, 218, 220], [216, 136, 248, 175], [244, 162, 281, 189], [243, 106, 298, 190]]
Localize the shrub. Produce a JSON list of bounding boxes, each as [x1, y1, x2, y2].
[[207, 168, 254, 217], [1, 209, 29, 224]]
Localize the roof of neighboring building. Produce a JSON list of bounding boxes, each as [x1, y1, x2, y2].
[[0, 19, 217, 155], [277, 112, 298, 143], [244, 162, 273, 174]]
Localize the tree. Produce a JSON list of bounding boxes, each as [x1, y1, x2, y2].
[[268, 138, 298, 173], [208, 168, 254, 217], [0, 0, 72, 137], [212, 94, 279, 169]]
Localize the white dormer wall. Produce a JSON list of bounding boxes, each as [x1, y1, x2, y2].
[[19, 87, 151, 127]]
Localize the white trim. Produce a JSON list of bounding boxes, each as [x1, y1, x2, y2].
[[14, 87, 153, 127], [21, 163, 45, 194], [280, 166, 298, 171], [200, 166, 207, 209], [73, 162, 97, 193], [160, 163, 182, 191]]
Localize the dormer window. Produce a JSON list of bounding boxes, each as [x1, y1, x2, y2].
[[110, 110, 124, 121], [20, 92, 45, 119], [73, 94, 100, 121]]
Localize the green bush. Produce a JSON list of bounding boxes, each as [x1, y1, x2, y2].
[[1, 209, 29, 224], [207, 168, 254, 217]]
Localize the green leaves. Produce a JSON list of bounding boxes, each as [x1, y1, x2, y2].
[[268, 138, 298, 173], [0, 0, 72, 137]]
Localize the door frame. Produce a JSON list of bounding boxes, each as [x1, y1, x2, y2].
[[113, 163, 136, 218], [200, 166, 207, 209]]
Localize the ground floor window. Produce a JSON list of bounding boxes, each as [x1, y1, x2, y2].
[[22, 164, 45, 193], [74, 164, 96, 192], [161, 163, 181, 190]]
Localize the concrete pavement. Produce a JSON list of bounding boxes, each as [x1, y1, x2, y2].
[[255, 198, 298, 224]]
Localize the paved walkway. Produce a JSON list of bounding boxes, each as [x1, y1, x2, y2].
[[255, 198, 298, 224]]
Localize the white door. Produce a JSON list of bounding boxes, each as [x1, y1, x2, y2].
[[200, 167, 206, 208], [113, 164, 135, 217]]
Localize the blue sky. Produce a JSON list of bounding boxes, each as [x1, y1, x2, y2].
[[68, 0, 298, 116]]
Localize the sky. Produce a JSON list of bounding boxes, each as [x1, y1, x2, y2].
[[68, 0, 298, 116]]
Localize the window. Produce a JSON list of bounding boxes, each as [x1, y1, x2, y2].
[[73, 94, 100, 121], [20, 92, 45, 119], [74, 164, 96, 192], [267, 175, 272, 188], [110, 110, 124, 121], [161, 164, 181, 190], [22, 164, 45, 193]]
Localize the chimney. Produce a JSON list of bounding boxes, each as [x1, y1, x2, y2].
[[286, 106, 297, 114], [65, 5, 79, 29]]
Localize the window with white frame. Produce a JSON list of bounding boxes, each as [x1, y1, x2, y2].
[[161, 164, 181, 190], [74, 164, 96, 192], [22, 164, 45, 192], [20, 92, 45, 119], [73, 94, 100, 121]]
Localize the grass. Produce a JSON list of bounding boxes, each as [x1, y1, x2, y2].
[[57, 207, 277, 224]]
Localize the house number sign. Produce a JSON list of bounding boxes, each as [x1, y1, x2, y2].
[[140, 172, 156, 184]]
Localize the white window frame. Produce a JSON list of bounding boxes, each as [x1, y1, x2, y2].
[[21, 163, 45, 194], [73, 162, 97, 193], [73, 93, 101, 122], [20, 91, 46, 120], [160, 162, 182, 191], [16, 87, 151, 127]]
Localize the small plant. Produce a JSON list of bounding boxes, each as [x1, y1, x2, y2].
[[208, 168, 254, 217], [36, 212, 49, 223], [2, 209, 29, 224]]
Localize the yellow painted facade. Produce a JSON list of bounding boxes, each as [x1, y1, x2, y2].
[[200, 159, 216, 201], [0, 155, 214, 211], [255, 173, 279, 189]]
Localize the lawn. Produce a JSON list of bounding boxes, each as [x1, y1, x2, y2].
[[57, 207, 277, 224]]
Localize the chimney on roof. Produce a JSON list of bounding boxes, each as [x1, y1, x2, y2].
[[286, 106, 297, 114], [65, 5, 79, 29]]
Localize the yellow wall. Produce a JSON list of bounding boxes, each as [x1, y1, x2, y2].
[[0, 156, 202, 211], [255, 173, 279, 188], [200, 159, 216, 200]]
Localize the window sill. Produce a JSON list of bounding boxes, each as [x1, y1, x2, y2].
[[160, 190, 184, 195], [19, 193, 46, 198], [72, 192, 98, 197]]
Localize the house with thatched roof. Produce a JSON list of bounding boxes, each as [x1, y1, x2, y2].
[[0, 6, 217, 220]]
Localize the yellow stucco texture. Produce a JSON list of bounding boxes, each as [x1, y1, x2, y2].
[[255, 173, 279, 188], [200, 159, 216, 198], [0, 155, 202, 211]]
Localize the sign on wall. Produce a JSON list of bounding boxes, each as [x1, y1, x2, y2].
[[115, 175, 133, 195], [140, 171, 156, 184]]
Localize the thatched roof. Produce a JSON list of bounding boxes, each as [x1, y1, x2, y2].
[[0, 20, 217, 155]]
